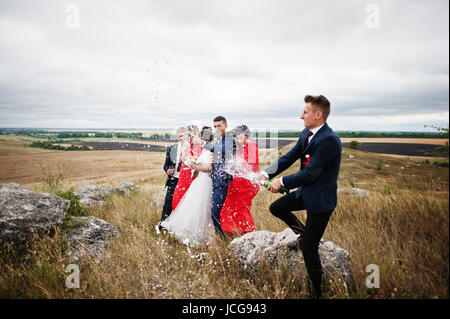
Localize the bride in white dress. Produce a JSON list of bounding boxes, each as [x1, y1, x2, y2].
[[160, 138, 215, 248]]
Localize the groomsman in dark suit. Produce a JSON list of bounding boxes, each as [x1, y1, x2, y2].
[[193, 116, 236, 235], [159, 127, 188, 225], [258, 95, 342, 299]]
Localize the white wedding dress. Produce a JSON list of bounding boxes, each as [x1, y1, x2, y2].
[[161, 149, 215, 248]]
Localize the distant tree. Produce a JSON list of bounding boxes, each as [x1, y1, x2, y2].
[[425, 125, 449, 137], [424, 125, 449, 158], [149, 134, 160, 140], [348, 140, 360, 150]]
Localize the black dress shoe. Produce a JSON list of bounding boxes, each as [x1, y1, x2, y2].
[[286, 235, 302, 250], [155, 222, 164, 234]]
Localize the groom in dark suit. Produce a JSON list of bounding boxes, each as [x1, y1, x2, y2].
[[258, 95, 342, 299], [159, 127, 188, 225], [193, 116, 236, 235]]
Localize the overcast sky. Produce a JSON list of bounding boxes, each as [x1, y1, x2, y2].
[[0, 0, 448, 131]]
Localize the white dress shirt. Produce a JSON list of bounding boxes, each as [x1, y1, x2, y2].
[[173, 142, 182, 178], [262, 124, 324, 186]]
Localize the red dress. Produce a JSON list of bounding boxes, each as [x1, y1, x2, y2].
[[220, 141, 260, 236], [171, 143, 202, 211]]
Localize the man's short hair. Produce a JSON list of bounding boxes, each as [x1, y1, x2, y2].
[[304, 95, 330, 120], [213, 115, 227, 124], [201, 126, 214, 142]]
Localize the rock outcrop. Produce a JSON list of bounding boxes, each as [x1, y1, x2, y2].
[[151, 189, 167, 207], [1, 182, 120, 261], [229, 228, 351, 286], [0, 183, 69, 247], [73, 182, 140, 208], [73, 185, 114, 208], [64, 216, 119, 262], [115, 182, 140, 196]]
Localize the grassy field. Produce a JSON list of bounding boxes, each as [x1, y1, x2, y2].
[[0, 136, 448, 298]]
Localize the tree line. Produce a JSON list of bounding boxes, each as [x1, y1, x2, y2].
[[29, 140, 89, 151], [1, 128, 448, 139]]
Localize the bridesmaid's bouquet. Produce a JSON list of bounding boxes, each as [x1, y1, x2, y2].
[[185, 155, 199, 178]]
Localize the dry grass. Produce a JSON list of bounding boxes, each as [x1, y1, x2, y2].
[[0, 136, 164, 187], [0, 139, 448, 299]]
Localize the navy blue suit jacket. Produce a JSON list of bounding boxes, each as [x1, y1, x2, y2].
[[204, 135, 236, 188], [265, 123, 342, 214]]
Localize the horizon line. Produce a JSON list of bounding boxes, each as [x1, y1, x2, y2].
[[0, 127, 445, 133]]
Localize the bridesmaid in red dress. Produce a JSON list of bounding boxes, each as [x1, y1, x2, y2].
[[220, 125, 260, 236], [171, 125, 203, 211]]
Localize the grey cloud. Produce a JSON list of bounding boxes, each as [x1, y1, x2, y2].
[[0, 0, 448, 131]]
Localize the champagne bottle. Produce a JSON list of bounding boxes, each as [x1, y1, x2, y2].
[[261, 180, 289, 195]]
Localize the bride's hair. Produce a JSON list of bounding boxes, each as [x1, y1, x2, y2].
[[186, 124, 199, 137], [233, 125, 251, 138]]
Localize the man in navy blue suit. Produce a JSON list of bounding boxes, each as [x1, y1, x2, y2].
[[159, 127, 188, 226], [258, 95, 342, 299], [193, 116, 236, 235]]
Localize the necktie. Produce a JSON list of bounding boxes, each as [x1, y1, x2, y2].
[[303, 130, 313, 150], [221, 138, 226, 161], [300, 131, 314, 171]]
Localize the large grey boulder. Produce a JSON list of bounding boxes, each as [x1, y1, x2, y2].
[[64, 216, 119, 261], [230, 228, 351, 285], [73, 185, 114, 208], [73, 182, 140, 208], [115, 182, 140, 196], [151, 189, 167, 207], [0, 183, 69, 247]]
